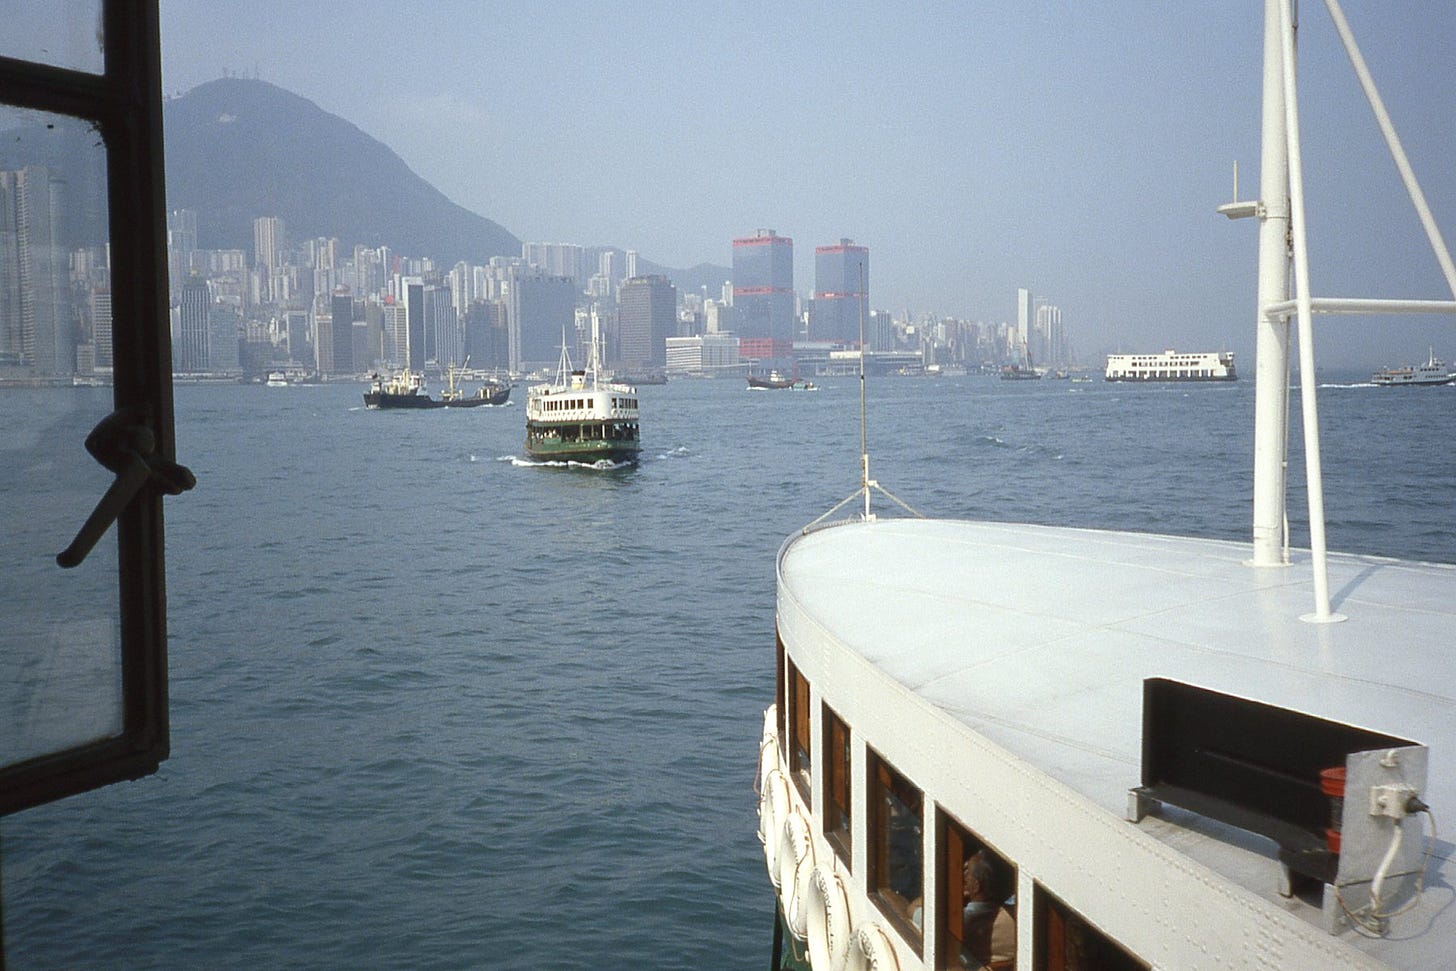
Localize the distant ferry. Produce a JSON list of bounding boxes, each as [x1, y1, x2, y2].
[[1371, 348, 1454, 387], [525, 329, 640, 465], [1105, 350, 1237, 382]]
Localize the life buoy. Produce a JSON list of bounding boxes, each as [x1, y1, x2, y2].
[[759, 769, 790, 880], [843, 923, 899, 971], [757, 736, 780, 796], [777, 810, 815, 940], [805, 863, 853, 971]]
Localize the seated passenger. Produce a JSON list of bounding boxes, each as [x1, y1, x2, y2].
[[963, 852, 1015, 969]]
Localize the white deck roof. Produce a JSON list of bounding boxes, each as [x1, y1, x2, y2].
[[779, 517, 1456, 968]]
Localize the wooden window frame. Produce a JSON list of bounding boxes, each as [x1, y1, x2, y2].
[[938, 810, 1018, 971], [1033, 883, 1148, 971], [867, 747, 924, 955], [0, 0, 175, 816], [786, 657, 812, 806], [821, 702, 852, 864]]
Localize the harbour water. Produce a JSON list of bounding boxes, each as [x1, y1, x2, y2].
[[4, 373, 1454, 968]]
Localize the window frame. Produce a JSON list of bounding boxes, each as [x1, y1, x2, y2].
[[867, 747, 924, 955], [821, 701, 852, 865], [938, 809, 1018, 971], [1033, 883, 1148, 971], [0, 0, 175, 816], [786, 656, 812, 806]]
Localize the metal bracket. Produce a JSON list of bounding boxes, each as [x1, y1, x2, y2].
[[56, 407, 195, 568]]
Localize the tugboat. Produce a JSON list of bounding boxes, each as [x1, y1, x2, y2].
[[363, 359, 510, 409], [524, 321, 640, 465], [747, 370, 799, 390], [757, 4, 1456, 970]]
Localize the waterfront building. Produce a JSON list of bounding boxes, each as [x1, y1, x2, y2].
[[0, 166, 70, 376], [425, 284, 460, 366], [328, 292, 355, 376], [463, 300, 508, 371], [732, 229, 794, 342], [1015, 287, 1033, 357], [617, 274, 677, 370], [812, 239, 869, 342], [504, 267, 576, 371], [401, 275, 425, 370], [665, 334, 739, 375], [90, 287, 113, 370], [176, 275, 211, 373]]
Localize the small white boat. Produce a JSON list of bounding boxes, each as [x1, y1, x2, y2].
[[1371, 348, 1454, 386]]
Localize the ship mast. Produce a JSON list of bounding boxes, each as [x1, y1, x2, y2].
[[1235, 0, 1456, 622], [859, 264, 872, 521]]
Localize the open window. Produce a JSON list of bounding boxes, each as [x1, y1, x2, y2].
[[1, 1, 182, 816]]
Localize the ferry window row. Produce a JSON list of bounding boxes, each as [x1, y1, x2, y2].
[[776, 639, 1149, 971], [609, 397, 637, 409]]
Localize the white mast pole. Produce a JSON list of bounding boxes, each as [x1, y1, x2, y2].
[[1278, 0, 1341, 622], [1251, 0, 1294, 568], [859, 264, 871, 521]]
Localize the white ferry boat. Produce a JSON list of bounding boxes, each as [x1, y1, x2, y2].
[[758, 4, 1456, 969], [1371, 348, 1454, 387], [1104, 350, 1237, 382], [524, 323, 640, 465]]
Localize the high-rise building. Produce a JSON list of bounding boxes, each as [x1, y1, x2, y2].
[[0, 166, 70, 375], [505, 267, 577, 371], [91, 287, 113, 369], [253, 216, 285, 271], [401, 276, 425, 370], [522, 242, 585, 285], [812, 239, 869, 342], [617, 275, 677, 370], [463, 300, 508, 371], [732, 229, 794, 342], [328, 292, 355, 376], [425, 284, 460, 366], [1015, 288, 1033, 360], [176, 275, 211, 372]]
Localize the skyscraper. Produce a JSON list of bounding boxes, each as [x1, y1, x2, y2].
[[329, 292, 355, 376], [812, 239, 869, 342], [0, 166, 70, 375], [732, 229, 794, 342], [617, 275, 677, 370], [401, 276, 425, 370], [504, 267, 576, 371], [176, 275, 211, 372]]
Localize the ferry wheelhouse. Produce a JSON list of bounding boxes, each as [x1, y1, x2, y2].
[[758, 4, 1456, 969], [1103, 350, 1237, 382], [524, 336, 640, 465]]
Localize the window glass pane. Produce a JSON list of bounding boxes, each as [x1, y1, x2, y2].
[[788, 660, 812, 804], [0, 1, 105, 75], [1034, 884, 1148, 971], [870, 750, 923, 949], [823, 703, 851, 862], [941, 812, 1017, 970], [0, 108, 119, 769]]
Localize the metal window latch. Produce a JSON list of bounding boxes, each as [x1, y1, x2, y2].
[[56, 407, 196, 569]]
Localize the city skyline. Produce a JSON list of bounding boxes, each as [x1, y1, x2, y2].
[[151, 2, 1456, 368]]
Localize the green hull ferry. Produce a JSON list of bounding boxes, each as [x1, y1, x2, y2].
[[525, 335, 641, 465]]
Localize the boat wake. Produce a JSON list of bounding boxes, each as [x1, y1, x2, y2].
[[501, 455, 634, 471], [1319, 381, 1377, 389]]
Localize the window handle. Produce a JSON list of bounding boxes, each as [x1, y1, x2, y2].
[[57, 408, 195, 569]]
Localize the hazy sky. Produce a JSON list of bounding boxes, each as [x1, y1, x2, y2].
[[157, 2, 1456, 367]]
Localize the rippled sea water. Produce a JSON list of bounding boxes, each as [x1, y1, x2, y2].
[[4, 373, 1454, 968]]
